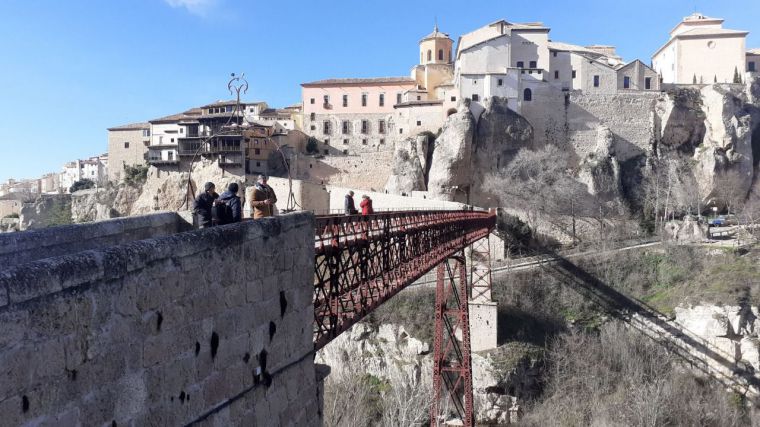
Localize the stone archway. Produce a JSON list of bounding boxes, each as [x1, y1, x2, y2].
[[446, 108, 457, 117]]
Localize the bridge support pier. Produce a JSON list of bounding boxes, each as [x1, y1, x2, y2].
[[468, 236, 498, 352]]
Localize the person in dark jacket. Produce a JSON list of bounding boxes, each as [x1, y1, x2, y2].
[[344, 190, 358, 215], [193, 182, 218, 228], [217, 182, 242, 224], [360, 195, 374, 215]]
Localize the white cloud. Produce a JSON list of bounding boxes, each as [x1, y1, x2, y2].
[[164, 0, 217, 16]]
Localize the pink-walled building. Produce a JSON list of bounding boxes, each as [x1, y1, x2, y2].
[[301, 77, 417, 154]]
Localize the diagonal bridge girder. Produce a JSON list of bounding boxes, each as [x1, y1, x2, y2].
[[313, 210, 496, 351]]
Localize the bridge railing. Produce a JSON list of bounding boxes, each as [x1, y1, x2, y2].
[[313, 210, 496, 350]]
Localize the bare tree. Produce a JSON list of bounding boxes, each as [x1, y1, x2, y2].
[[380, 365, 434, 427], [323, 368, 374, 427]]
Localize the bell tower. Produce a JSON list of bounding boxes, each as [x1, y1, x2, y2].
[[419, 24, 454, 65]]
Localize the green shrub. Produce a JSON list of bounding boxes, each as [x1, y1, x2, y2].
[[3, 213, 19, 219], [306, 136, 319, 154], [123, 163, 149, 186], [69, 179, 95, 193]]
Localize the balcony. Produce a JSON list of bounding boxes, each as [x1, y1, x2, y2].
[[148, 156, 179, 165], [218, 157, 243, 168]]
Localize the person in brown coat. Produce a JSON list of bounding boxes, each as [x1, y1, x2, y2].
[[250, 174, 277, 219]]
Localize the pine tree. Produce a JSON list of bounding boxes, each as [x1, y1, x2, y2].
[[693, 74, 697, 84], [700, 76, 704, 84], [714, 75, 718, 83], [733, 66, 741, 83]]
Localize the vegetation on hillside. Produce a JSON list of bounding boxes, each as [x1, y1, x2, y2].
[[69, 178, 95, 193], [123, 163, 149, 186]]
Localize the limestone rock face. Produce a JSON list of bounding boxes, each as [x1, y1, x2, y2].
[[693, 85, 755, 207], [655, 88, 706, 155], [131, 160, 244, 215], [427, 104, 476, 202], [578, 125, 622, 202], [663, 216, 709, 243], [471, 97, 534, 193], [19, 194, 71, 230], [385, 135, 427, 194]]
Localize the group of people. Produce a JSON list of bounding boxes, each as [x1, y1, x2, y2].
[[344, 190, 374, 216], [193, 174, 278, 228]]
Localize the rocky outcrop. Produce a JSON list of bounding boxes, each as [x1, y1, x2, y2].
[[384, 135, 427, 194], [663, 216, 709, 243], [578, 125, 623, 203], [427, 103, 476, 202], [19, 194, 71, 230], [131, 160, 244, 215], [470, 97, 534, 203]]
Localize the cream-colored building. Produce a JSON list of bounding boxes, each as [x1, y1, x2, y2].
[[652, 13, 748, 84], [748, 48, 760, 73], [107, 122, 150, 182]]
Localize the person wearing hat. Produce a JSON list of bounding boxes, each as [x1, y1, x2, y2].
[[193, 182, 218, 228], [216, 182, 242, 224], [360, 194, 374, 215], [250, 174, 277, 219], [344, 190, 358, 215]]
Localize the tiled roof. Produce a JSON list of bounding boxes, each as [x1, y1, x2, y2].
[[149, 108, 202, 123], [107, 122, 150, 131], [201, 100, 266, 108], [747, 48, 760, 55], [302, 77, 415, 87], [421, 25, 451, 42]]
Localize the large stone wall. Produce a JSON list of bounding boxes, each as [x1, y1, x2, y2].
[[0, 212, 318, 426], [520, 88, 660, 163], [0, 212, 192, 268]]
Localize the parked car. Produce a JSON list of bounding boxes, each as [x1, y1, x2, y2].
[[708, 215, 738, 227]]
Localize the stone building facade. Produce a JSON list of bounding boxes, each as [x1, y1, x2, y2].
[[107, 122, 150, 182]]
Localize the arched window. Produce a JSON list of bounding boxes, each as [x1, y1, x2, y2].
[[438, 49, 443, 61], [427, 50, 432, 61], [523, 88, 533, 102]]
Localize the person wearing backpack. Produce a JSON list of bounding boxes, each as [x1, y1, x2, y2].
[[193, 182, 218, 228], [215, 182, 242, 225]]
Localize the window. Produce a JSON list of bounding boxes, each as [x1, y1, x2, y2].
[[124, 142, 129, 149], [310, 112, 315, 120], [593, 75, 600, 87], [438, 49, 443, 61], [416, 120, 421, 126], [361, 93, 367, 107], [554, 70, 559, 79], [523, 88, 532, 101], [396, 93, 402, 104], [342, 94, 348, 107], [142, 129, 150, 137], [324, 149, 329, 155], [427, 50, 432, 61], [645, 77, 652, 90], [323, 121, 331, 135], [179, 128, 183, 134], [361, 120, 368, 134], [342, 121, 349, 134], [378, 120, 385, 134], [379, 93, 384, 106], [256, 161, 261, 167], [572, 70, 577, 79], [516, 61, 524, 68], [399, 128, 403, 134], [343, 149, 348, 155], [254, 148, 261, 155], [323, 95, 330, 106], [310, 98, 315, 104], [529, 61, 537, 68], [553, 51, 557, 57], [624, 76, 631, 89], [362, 139, 367, 145], [325, 139, 330, 145], [472, 94, 479, 101], [168, 152, 174, 161], [170, 138, 174, 143], [750, 62, 756, 72], [310, 125, 316, 131], [379, 138, 385, 144], [416, 96, 421, 100], [497, 79, 503, 86], [343, 139, 349, 145], [451, 96, 456, 101]]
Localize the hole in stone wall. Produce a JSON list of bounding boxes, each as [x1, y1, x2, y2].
[[279, 291, 288, 318], [243, 352, 251, 364], [257, 349, 268, 372], [195, 342, 201, 357], [112, 421, 117, 427], [156, 312, 163, 332], [179, 391, 186, 404], [22, 395, 29, 413], [67, 369, 77, 381], [210, 332, 220, 359], [269, 322, 277, 342]]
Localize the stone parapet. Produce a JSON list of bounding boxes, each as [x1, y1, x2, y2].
[[0, 211, 319, 426]]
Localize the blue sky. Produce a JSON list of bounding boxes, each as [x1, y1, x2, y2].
[[0, 0, 758, 182]]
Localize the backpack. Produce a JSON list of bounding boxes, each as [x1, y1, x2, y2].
[[213, 199, 233, 225]]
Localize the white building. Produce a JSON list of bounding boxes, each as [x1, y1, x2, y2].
[[652, 13, 749, 84]]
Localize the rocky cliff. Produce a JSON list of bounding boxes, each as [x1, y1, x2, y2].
[[426, 103, 477, 202]]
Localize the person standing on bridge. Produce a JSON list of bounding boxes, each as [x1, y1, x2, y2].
[[193, 182, 218, 228], [344, 190, 358, 215], [216, 182, 242, 224], [250, 174, 277, 219], [360, 195, 374, 215]]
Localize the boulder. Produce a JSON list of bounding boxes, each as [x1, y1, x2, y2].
[[662, 216, 708, 243], [384, 135, 427, 194], [427, 102, 477, 202]]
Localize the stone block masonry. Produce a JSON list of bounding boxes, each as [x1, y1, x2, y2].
[[0, 212, 320, 426], [0, 211, 193, 268]]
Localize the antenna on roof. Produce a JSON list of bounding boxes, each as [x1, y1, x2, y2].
[[434, 16, 438, 32]]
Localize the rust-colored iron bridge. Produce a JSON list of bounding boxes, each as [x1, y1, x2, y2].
[[313, 209, 497, 427]]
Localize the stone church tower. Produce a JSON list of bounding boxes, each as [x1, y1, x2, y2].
[[413, 25, 455, 101]]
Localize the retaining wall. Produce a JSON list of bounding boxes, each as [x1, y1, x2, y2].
[[0, 212, 319, 426]]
